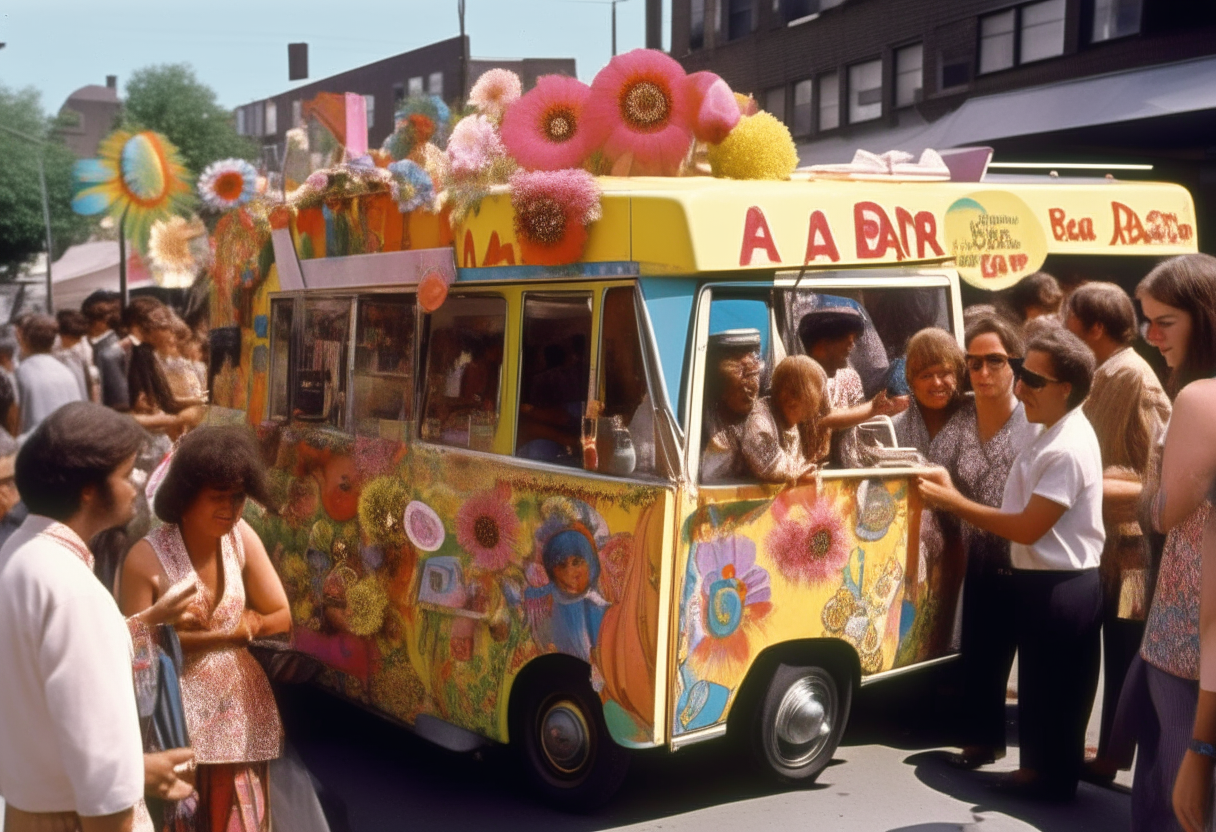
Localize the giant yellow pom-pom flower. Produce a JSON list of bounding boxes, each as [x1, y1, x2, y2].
[[708, 112, 799, 181]]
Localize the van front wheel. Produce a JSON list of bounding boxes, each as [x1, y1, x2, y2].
[[753, 662, 850, 784], [514, 667, 630, 810]]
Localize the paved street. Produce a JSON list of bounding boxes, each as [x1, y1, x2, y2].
[[280, 662, 1135, 832]]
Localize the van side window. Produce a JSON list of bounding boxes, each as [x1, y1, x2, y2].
[[419, 294, 506, 450], [352, 295, 416, 438], [268, 298, 293, 421], [296, 297, 352, 426], [598, 287, 656, 477], [516, 293, 592, 468]]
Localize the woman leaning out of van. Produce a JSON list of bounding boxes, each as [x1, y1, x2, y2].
[[120, 425, 291, 832], [918, 327, 1103, 801], [739, 355, 828, 483]]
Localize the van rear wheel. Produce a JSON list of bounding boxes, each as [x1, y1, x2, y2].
[[513, 666, 630, 811], [753, 662, 850, 784]]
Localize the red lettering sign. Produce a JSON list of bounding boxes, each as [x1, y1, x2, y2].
[[981, 254, 1009, 278], [914, 210, 945, 258], [1049, 207, 1097, 242], [854, 202, 905, 261], [1110, 202, 1151, 245], [462, 229, 477, 267], [740, 206, 782, 266], [804, 211, 840, 263], [483, 231, 516, 266]]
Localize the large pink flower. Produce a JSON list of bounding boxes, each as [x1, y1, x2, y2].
[[765, 489, 851, 585], [468, 68, 522, 121], [455, 483, 520, 571], [446, 115, 507, 178], [509, 168, 602, 265], [501, 75, 594, 171], [583, 48, 694, 176], [685, 71, 739, 144]]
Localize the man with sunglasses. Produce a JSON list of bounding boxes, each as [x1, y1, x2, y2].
[[1065, 282, 1172, 783], [920, 328, 1104, 801]]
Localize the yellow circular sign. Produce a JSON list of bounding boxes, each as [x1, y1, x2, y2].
[[944, 191, 1048, 291]]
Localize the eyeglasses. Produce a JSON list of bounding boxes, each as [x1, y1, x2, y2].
[[1013, 363, 1063, 390], [965, 353, 1014, 372]]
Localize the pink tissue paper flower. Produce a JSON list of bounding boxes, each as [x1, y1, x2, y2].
[[446, 115, 507, 178], [685, 71, 740, 144], [468, 68, 522, 121], [500, 74, 594, 171]]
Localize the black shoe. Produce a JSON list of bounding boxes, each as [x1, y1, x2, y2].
[[944, 749, 1001, 770]]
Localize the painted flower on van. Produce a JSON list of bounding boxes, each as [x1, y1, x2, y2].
[[583, 48, 693, 176], [455, 483, 520, 571], [357, 476, 410, 548], [766, 489, 850, 585], [501, 74, 594, 171], [690, 535, 771, 678], [509, 168, 601, 266]]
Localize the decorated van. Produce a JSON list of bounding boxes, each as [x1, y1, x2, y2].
[[203, 55, 1199, 810]]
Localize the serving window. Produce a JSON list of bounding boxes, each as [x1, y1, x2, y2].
[[419, 294, 507, 451], [295, 297, 352, 427], [352, 294, 416, 439], [268, 297, 293, 421]]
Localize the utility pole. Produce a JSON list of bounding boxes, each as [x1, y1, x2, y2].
[[0, 124, 55, 313], [458, 0, 468, 106]]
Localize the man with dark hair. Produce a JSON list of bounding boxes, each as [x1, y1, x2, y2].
[[83, 290, 130, 410], [15, 314, 83, 440], [701, 329, 763, 482], [0, 403, 192, 831], [798, 307, 908, 467], [55, 309, 94, 401], [1066, 281, 1172, 780]]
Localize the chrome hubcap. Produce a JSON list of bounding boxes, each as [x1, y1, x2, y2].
[[772, 675, 834, 766], [539, 700, 591, 775]]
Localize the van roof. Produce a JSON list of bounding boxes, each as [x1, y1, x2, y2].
[[457, 174, 1198, 288]]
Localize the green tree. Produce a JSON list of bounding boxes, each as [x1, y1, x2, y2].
[[0, 86, 96, 279], [122, 63, 257, 179]]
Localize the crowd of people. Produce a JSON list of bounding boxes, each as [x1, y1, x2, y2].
[[0, 292, 312, 831]]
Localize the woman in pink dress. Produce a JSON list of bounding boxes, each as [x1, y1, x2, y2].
[[120, 426, 290, 832]]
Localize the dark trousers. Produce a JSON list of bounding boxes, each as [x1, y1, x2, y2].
[[1098, 615, 1146, 764], [1130, 658, 1199, 832], [958, 567, 1018, 752], [1013, 568, 1102, 795]]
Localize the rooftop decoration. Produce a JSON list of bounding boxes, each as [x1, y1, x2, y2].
[[71, 129, 191, 250], [707, 111, 799, 181], [382, 94, 451, 162], [509, 168, 602, 265], [468, 69, 522, 122], [500, 74, 594, 172], [198, 158, 259, 210]]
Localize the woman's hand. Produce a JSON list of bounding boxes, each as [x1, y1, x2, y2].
[[917, 467, 960, 510], [238, 608, 265, 642], [138, 576, 199, 628], [1173, 750, 1214, 832], [144, 748, 195, 801], [871, 391, 910, 418]]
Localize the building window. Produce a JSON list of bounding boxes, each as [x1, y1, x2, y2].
[[393, 83, 406, 104], [980, 0, 1067, 74], [941, 55, 972, 89], [780, 0, 815, 21], [1020, 0, 1066, 64], [895, 43, 923, 107], [765, 86, 786, 124], [236, 107, 246, 136], [979, 9, 1016, 74], [847, 59, 882, 123], [1091, 0, 1142, 41], [726, 0, 753, 40], [792, 79, 813, 136], [291, 99, 302, 128], [408, 76, 424, 96], [817, 72, 839, 131], [265, 101, 277, 135], [428, 72, 444, 97], [690, 0, 705, 49], [363, 94, 375, 128]]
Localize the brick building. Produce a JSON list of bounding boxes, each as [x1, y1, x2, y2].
[[56, 76, 122, 159], [671, 0, 1216, 243], [235, 37, 575, 170]]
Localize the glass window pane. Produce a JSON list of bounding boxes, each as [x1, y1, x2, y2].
[[516, 293, 593, 468], [728, 0, 753, 39], [598, 287, 656, 477], [793, 79, 813, 136], [296, 298, 351, 427], [352, 295, 416, 438], [818, 72, 839, 131], [1020, 0, 1066, 63], [265, 101, 277, 135], [428, 71, 444, 97], [420, 295, 506, 451], [765, 86, 786, 123], [1092, 0, 1142, 42], [362, 94, 375, 128], [268, 299, 293, 421], [895, 43, 923, 107], [690, 0, 705, 49], [848, 59, 883, 123], [979, 9, 1016, 74], [408, 76, 424, 96]]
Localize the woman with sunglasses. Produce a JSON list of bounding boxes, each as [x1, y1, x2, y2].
[[1122, 253, 1216, 831], [920, 327, 1103, 801], [930, 315, 1036, 771]]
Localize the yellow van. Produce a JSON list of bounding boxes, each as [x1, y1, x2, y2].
[[210, 171, 1197, 808]]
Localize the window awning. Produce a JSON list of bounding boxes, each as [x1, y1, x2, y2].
[[797, 54, 1216, 165]]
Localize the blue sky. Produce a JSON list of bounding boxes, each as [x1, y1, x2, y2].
[[1, 0, 670, 114]]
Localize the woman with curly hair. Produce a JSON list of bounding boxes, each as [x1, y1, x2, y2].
[[119, 426, 290, 832]]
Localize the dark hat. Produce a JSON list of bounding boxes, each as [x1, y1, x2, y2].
[[798, 307, 865, 349], [707, 328, 762, 352]]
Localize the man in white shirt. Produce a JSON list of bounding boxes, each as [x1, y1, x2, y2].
[[0, 403, 190, 832], [14, 314, 83, 442]]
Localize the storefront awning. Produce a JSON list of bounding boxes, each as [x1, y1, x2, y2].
[[797, 54, 1216, 166]]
